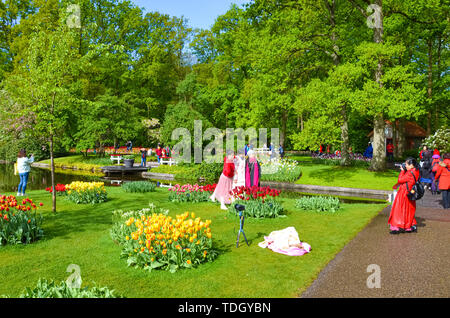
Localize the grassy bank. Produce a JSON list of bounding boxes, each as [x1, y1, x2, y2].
[[0, 187, 385, 298], [295, 164, 397, 191]]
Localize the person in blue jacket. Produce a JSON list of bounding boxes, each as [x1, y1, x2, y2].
[[363, 142, 373, 159]]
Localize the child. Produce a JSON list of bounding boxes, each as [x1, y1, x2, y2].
[[210, 150, 235, 210]]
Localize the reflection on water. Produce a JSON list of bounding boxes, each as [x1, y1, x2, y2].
[[0, 164, 106, 192]]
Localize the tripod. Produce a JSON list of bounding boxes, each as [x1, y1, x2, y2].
[[236, 211, 249, 248]]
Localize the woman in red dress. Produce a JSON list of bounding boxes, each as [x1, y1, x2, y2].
[[210, 150, 235, 210], [388, 157, 420, 234]]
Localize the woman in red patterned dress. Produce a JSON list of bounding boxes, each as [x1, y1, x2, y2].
[[388, 157, 420, 234]]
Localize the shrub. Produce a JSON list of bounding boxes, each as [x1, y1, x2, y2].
[[17, 279, 122, 298], [65, 181, 108, 204], [228, 198, 284, 218], [0, 195, 44, 246], [295, 196, 340, 213], [168, 184, 216, 203], [111, 206, 218, 273], [122, 181, 156, 193], [194, 161, 223, 181]]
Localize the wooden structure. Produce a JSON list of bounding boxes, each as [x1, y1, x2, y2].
[[100, 166, 150, 177]]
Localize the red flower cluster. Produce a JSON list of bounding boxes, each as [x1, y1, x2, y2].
[[230, 186, 281, 201], [0, 195, 43, 222], [200, 184, 217, 192], [45, 184, 66, 193]]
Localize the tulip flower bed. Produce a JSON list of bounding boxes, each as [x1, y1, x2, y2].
[[295, 196, 341, 213], [228, 186, 284, 218], [111, 205, 217, 273], [231, 185, 281, 201], [45, 184, 67, 196], [0, 195, 44, 246], [122, 181, 156, 193], [65, 181, 108, 204], [168, 183, 217, 203]]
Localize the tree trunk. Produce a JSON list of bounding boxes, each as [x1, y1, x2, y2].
[[397, 118, 406, 157], [370, 0, 386, 171], [370, 114, 386, 171], [392, 120, 398, 158], [426, 38, 433, 135], [340, 103, 351, 166], [50, 134, 56, 213], [280, 110, 288, 148]]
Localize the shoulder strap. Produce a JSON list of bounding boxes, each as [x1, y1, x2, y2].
[[409, 170, 417, 183]]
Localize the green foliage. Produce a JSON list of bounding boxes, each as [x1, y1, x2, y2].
[[228, 199, 284, 219], [17, 279, 122, 298], [122, 181, 156, 193], [193, 161, 223, 181], [295, 196, 341, 213]]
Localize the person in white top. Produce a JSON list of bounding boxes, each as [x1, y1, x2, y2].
[[16, 149, 34, 196], [233, 149, 246, 189]]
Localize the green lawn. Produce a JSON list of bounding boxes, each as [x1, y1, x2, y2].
[[295, 163, 398, 191], [0, 187, 385, 298]]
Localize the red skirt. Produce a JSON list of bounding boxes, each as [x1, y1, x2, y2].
[[388, 186, 417, 229]]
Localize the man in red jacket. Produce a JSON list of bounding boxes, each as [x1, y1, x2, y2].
[[435, 153, 450, 209]]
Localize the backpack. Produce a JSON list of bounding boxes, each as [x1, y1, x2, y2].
[[406, 171, 425, 201]]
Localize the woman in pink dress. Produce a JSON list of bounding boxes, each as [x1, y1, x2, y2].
[[210, 151, 235, 210]]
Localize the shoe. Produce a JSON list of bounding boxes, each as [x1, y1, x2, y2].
[[389, 230, 400, 234], [220, 204, 228, 210], [405, 226, 417, 233], [17, 193, 21, 197]]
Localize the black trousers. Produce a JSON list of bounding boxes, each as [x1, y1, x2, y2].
[[442, 190, 450, 209]]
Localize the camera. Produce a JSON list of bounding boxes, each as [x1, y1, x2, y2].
[[235, 204, 246, 212]]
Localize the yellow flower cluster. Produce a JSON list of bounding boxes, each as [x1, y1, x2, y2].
[[126, 212, 212, 259], [65, 181, 106, 194]]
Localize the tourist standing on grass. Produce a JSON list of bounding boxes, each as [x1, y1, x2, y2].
[[16, 149, 34, 197], [140, 148, 147, 167], [246, 150, 261, 188], [435, 153, 450, 209], [155, 145, 162, 164], [388, 157, 420, 234], [210, 150, 235, 210]]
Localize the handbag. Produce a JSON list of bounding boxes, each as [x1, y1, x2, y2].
[[14, 163, 18, 176]]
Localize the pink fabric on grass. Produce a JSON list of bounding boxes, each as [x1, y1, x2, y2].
[[258, 227, 311, 256]]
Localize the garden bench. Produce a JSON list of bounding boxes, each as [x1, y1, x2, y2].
[[110, 154, 123, 165], [160, 156, 175, 166]]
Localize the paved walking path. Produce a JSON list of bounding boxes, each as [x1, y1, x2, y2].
[[301, 191, 450, 298]]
